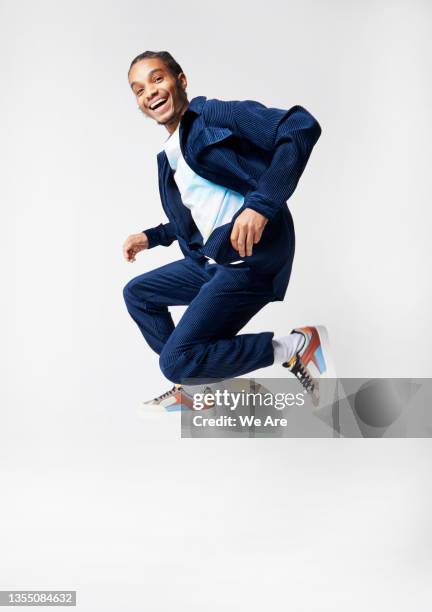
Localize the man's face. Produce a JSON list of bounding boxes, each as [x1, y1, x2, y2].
[[128, 58, 188, 131]]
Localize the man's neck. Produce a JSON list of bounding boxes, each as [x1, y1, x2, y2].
[[164, 99, 190, 135]]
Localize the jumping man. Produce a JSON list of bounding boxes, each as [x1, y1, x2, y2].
[[123, 50, 334, 410]]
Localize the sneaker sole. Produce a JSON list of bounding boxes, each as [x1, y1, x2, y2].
[[137, 400, 185, 416]]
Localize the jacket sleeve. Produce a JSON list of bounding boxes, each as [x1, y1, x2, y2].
[[206, 99, 322, 221], [142, 222, 177, 248]]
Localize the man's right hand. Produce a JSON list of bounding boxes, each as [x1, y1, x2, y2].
[[123, 232, 149, 262]]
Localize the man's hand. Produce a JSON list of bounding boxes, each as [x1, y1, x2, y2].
[[123, 232, 149, 262], [230, 209, 268, 257]]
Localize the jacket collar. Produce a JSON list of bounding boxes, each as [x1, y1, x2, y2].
[[160, 95, 231, 161], [158, 97, 207, 164], [176, 95, 233, 158], [185, 95, 207, 115]]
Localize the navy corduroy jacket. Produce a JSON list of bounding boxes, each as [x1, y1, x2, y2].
[[143, 95, 321, 301]]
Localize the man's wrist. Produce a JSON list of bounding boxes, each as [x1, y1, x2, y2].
[[243, 207, 268, 223], [244, 194, 282, 221], [142, 228, 157, 249]]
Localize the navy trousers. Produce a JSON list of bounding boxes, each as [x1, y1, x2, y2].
[[123, 256, 276, 383]]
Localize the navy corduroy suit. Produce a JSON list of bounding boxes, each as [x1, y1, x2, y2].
[[123, 96, 321, 383]]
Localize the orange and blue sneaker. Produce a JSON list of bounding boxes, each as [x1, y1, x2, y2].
[[282, 325, 335, 407], [141, 383, 215, 413]]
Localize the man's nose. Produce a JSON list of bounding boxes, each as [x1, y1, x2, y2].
[[146, 87, 159, 104]]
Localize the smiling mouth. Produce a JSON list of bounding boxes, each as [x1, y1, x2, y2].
[[149, 98, 169, 113]]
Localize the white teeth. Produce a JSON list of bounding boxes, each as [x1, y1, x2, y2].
[[150, 98, 167, 110]]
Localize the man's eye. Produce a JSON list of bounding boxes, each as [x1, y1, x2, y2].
[[155, 76, 163, 82], [136, 89, 144, 95]]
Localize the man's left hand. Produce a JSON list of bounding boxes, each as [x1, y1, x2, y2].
[[230, 209, 268, 257]]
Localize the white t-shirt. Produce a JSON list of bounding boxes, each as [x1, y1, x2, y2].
[[163, 123, 244, 244]]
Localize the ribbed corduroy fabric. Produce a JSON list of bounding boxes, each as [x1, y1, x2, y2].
[[123, 257, 275, 383]]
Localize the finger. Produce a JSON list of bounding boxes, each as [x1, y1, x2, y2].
[[230, 224, 239, 251], [254, 227, 263, 244], [237, 226, 246, 258], [246, 228, 254, 256]]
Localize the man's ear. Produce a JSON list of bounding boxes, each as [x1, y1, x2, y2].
[[178, 72, 187, 92]]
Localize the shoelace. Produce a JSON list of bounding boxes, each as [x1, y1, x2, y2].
[[152, 385, 182, 403], [149, 385, 215, 407], [283, 357, 316, 393]]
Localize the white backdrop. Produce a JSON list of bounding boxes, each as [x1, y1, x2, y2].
[[2, 1, 432, 610]]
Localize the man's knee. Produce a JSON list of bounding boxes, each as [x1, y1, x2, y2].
[[123, 277, 136, 307], [159, 347, 194, 383], [123, 275, 149, 308]]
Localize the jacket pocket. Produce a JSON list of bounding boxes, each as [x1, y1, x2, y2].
[[190, 127, 234, 157]]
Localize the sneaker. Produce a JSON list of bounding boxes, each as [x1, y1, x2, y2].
[[142, 384, 215, 413], [282, 325, 335, 407]]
